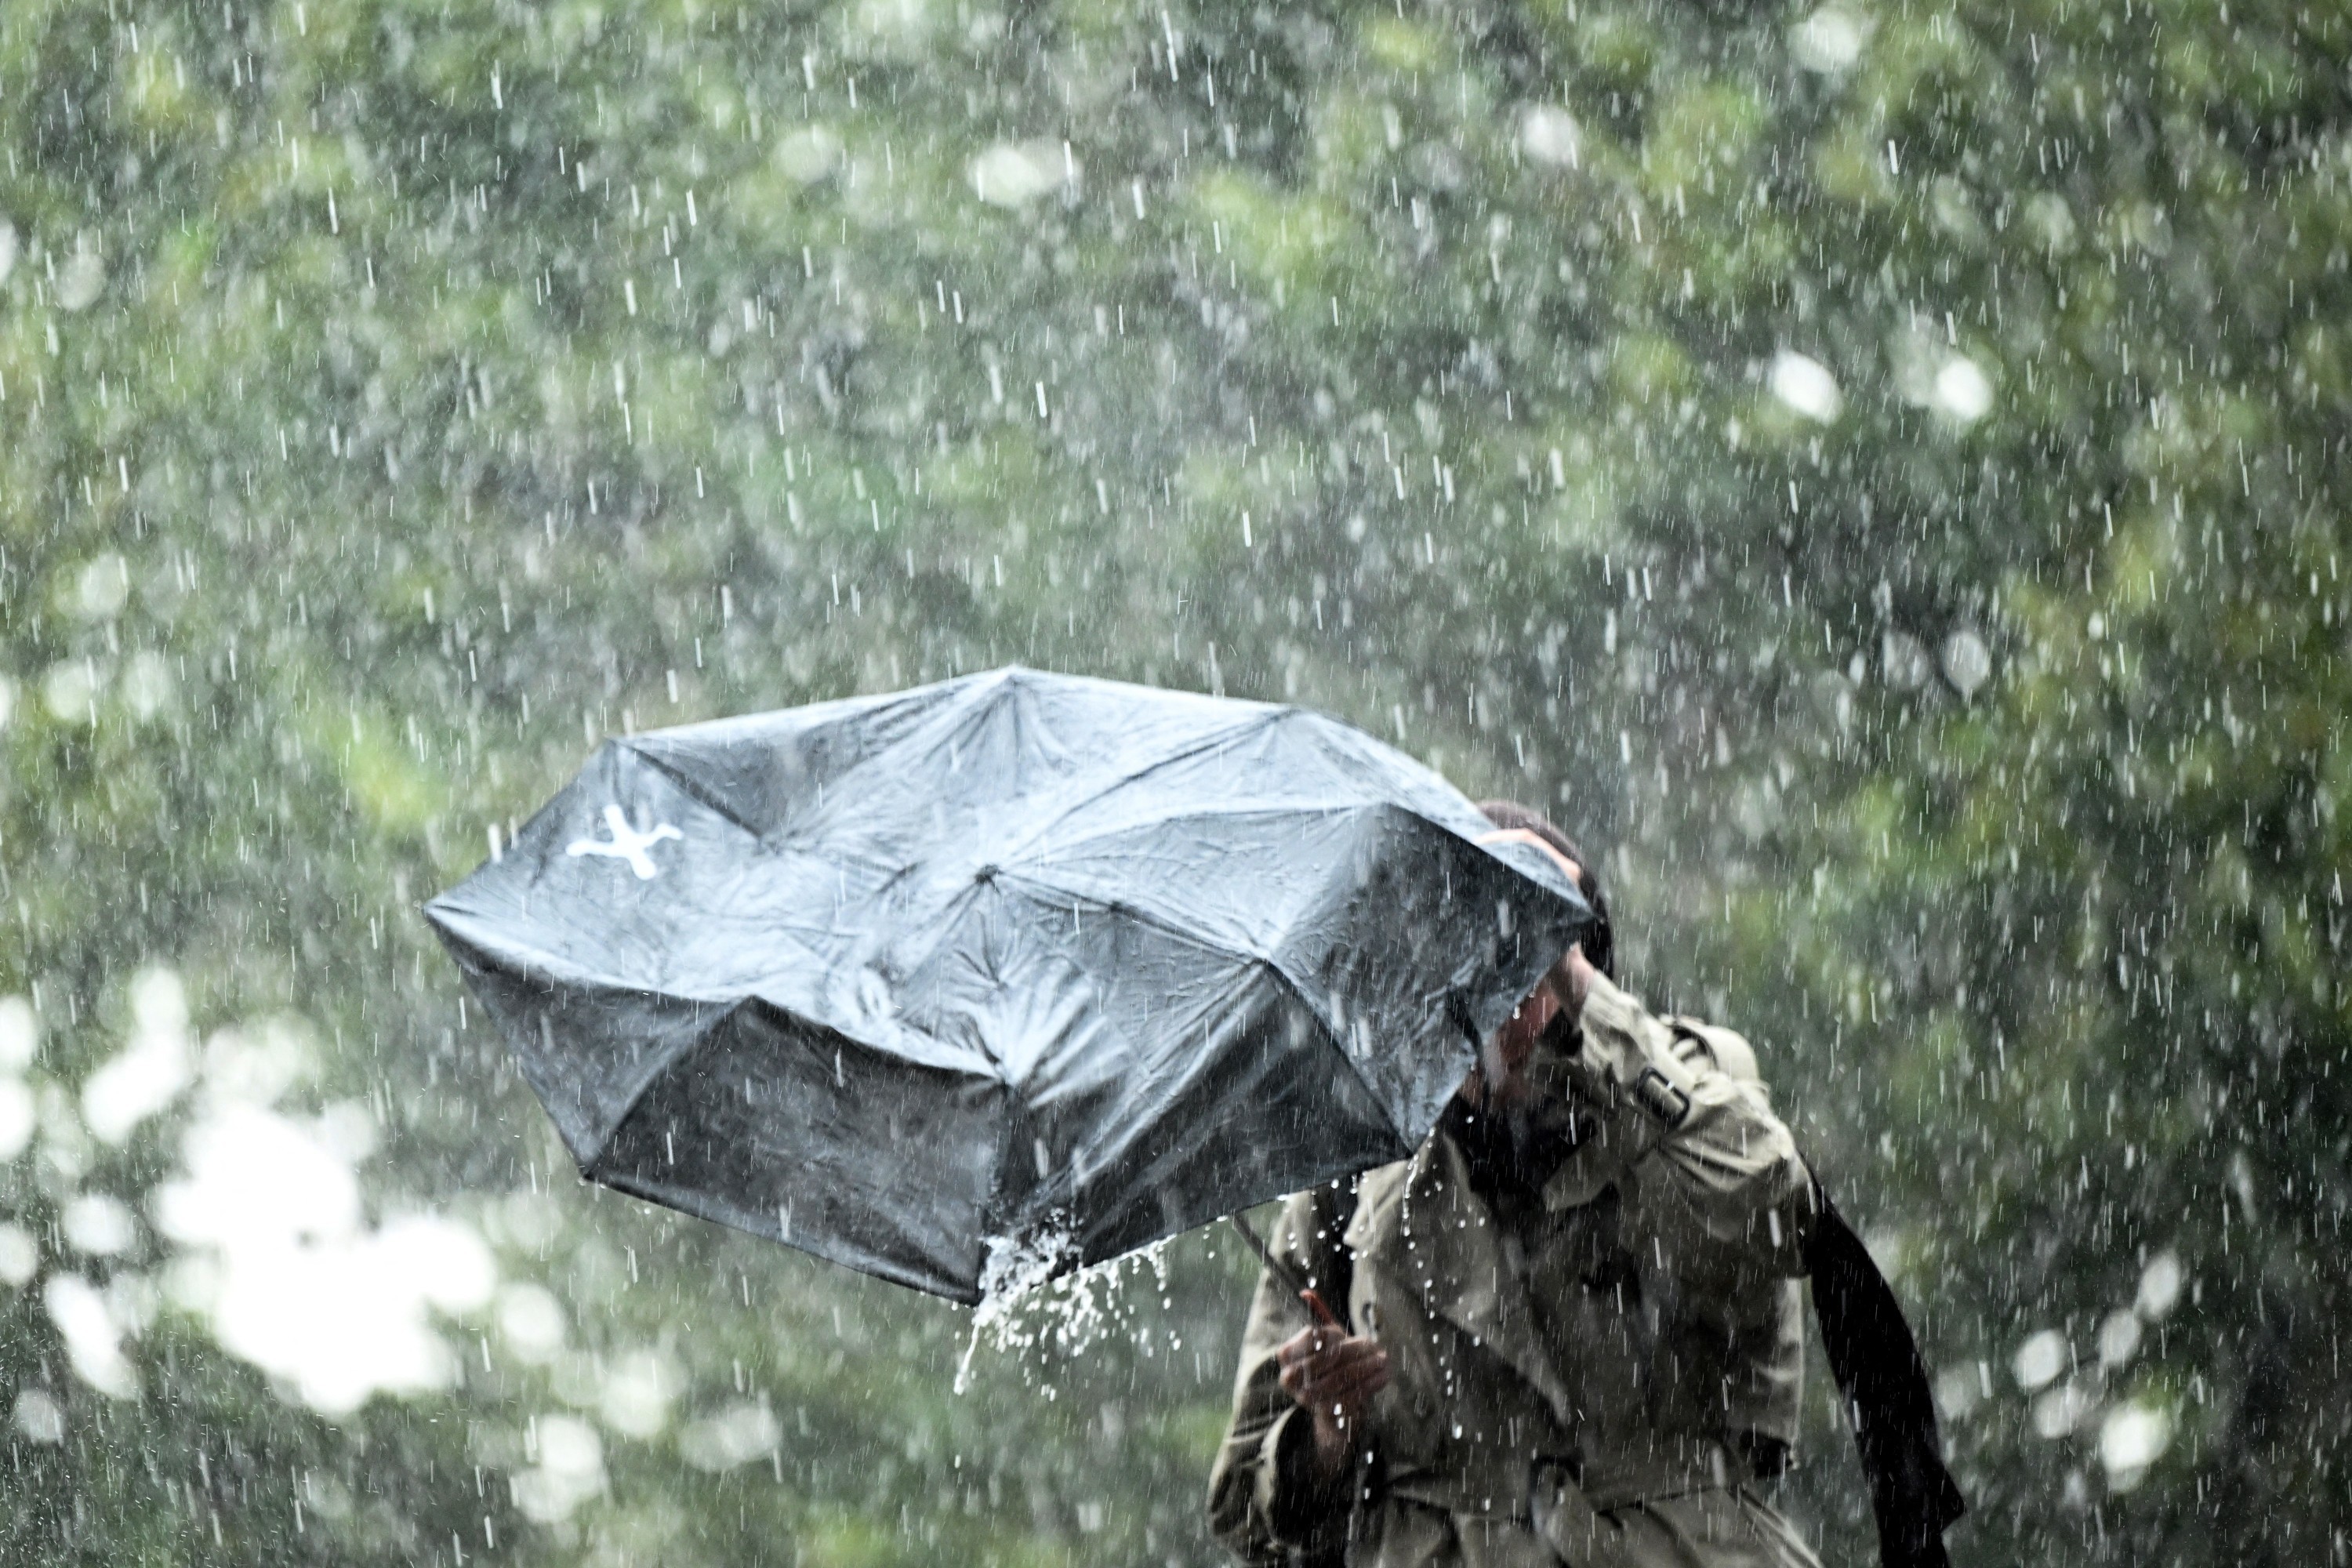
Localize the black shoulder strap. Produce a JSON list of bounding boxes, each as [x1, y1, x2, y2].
[[1803, 1175, 1967, 1568]]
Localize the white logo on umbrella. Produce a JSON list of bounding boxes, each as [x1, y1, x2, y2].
[[566, 804, 683, 880]]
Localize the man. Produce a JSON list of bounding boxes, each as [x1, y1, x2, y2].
[[1207, 802, 1824, 1568]]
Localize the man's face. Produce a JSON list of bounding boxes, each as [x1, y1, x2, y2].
[[1479, 973, 1565, 1108], [1462, 833, 1584, 1108]]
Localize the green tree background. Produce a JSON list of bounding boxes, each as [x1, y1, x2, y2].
[[1, 0, 2346, 1562]]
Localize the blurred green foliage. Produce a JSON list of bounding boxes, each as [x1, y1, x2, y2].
[[2, 0, 2347, 1563]]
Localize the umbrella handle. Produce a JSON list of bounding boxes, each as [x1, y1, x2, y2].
[[1229, 1211, 1345, 1330]]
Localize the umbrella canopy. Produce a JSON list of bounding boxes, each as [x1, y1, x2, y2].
[[425, 668, 1592, 1303]]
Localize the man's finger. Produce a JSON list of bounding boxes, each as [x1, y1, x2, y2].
[[1289, 1344, 1384, 1389], [1298, 1345, 1383, 1392], [1279, 1360, 1374, 1402], [1305, 1348, 1390, 1388], [1287, 1349, 1391, 1406], [1298, 1367, 1391, 1409], [1301, 1340, 1386, 1376], [1298, 1352, 1386, 1388], [1277, 1326, 1379, 1367], [1563, 947, 1596, 1012], [1327, 1363, 1392, 1401]]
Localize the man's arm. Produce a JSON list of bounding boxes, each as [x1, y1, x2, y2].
[[1548, 956, 1815, 1285], [1206, 1190, 1373, 1563]]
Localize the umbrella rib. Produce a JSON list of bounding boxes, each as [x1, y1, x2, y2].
[[428, 909, 790, 1167], [578, 994, 760, 1171], [988, 866, 1412, 1152], [986, 864, 1272, 971], [617, 740, 767, 837], [745, 666, 1046, 839], [1252, 950, 1417, 1151], [424, 908, 745, 1007], [1004, 802, 1370, 873], [985, 708, 1289, 865], [426, 904, 819, 1014]]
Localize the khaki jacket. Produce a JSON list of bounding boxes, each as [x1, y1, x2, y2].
[[1208, 974, 1823, 1568]]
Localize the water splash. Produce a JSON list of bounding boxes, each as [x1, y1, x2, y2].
[[953, 1218, 1172, 1396], [953, 1217, 1076, 1395]]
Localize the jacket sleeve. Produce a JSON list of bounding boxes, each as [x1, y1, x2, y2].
[[1206, 1190, 1353, 1564], [1544, 972, 1815, 1287]]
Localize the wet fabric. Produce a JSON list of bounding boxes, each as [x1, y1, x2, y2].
[[1207, 972, 1819, 1568], [425, 668, 1592, 1303]]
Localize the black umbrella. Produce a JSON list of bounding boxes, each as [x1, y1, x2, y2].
[[425, 668, 1591, 1303]]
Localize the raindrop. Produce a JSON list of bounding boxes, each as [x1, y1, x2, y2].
[[2013, 1328, 2067, 1392], [1940, 629, 1992, 699], [1789, 8, 1864, 72]]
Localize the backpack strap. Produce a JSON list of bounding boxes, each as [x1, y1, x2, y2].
[[1802, 1174, 1967, 1568]]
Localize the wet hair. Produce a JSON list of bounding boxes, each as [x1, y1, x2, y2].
[[1476, 800, 1613, 979]]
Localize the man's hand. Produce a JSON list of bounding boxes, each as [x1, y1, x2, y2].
[[1562, 946, 1597, 1017], [1276, 1324, 1389, 1480]]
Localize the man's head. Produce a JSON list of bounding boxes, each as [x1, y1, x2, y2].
[[1474, 800, 1611, 979], [1464, 801, 1612, 1109]]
